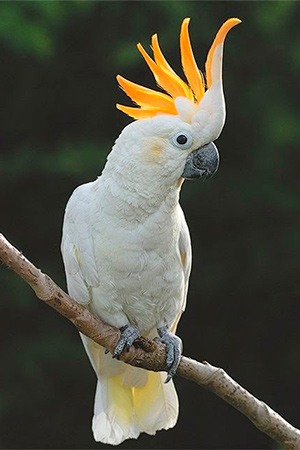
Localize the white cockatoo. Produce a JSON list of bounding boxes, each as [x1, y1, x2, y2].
[[61, 17, 240, 445]]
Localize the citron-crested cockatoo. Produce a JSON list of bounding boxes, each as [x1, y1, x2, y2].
[[61, 17, 240, 445]]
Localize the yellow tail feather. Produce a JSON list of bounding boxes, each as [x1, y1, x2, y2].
[[93, 369, 178, 444]]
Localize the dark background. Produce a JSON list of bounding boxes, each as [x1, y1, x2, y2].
[[0, 1, 299, 449]]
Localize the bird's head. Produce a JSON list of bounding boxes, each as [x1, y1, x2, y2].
[[108, 18, 241, 190]]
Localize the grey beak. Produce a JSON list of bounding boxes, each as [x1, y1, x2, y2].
[[181, 142, 219, 180]]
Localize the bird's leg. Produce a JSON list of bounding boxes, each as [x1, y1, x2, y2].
[[155, 323, 183, 383], [113, 324, 140, 358]]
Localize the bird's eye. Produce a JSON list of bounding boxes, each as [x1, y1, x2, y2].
[[176, 134, 188, 145], [172, 132, 193, 150]]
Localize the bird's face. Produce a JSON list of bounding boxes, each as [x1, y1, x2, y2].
[[111, 96, 221, 189]]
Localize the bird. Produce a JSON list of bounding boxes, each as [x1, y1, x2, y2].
[[61, 17, 241, 445]]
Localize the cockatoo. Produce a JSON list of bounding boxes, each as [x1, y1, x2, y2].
[[61, 17, 240, 445]]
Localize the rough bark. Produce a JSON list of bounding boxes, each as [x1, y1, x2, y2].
[[0, 233, 299, 449]]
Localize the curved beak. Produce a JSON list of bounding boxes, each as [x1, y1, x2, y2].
[[182, 142, 219, 180]]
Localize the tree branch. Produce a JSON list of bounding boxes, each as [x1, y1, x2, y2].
[[0, 233, 299, 449]]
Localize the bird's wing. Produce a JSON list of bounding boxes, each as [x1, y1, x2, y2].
[[61, 183, 100, 305], [170, 206, 192, 333]]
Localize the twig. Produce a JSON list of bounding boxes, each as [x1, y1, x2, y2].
[[0, 232, 299, 449]]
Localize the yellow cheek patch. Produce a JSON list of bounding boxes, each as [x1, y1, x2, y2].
[[150, 143, 162, 158], [143, 139, 165, 163]]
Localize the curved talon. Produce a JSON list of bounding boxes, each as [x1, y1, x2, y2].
[[156, 325, 183, 383], [113, 324, 140, 358]]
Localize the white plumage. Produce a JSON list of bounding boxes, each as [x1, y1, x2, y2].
[[60, 15, 239, 444], [61, 117, 193, 444]]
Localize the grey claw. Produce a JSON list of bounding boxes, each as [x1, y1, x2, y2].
[[113, 324, 140, 358], [156, 325, 183, 383], [165, 373, 173, 384]]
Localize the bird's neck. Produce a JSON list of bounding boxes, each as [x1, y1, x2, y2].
[[96, 170, 182, 223]]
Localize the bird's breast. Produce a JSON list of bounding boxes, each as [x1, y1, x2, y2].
[[91, 209, 185, 332]]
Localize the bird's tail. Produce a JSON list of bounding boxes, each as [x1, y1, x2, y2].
[[80, 334, 178, 445]]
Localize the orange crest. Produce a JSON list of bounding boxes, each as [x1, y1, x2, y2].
[[116, 18, 241, 120]]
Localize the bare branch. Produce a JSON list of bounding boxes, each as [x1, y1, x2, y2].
[[0, 232, 299, 449]]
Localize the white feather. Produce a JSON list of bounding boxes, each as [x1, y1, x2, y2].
[[61, 115, 194, 445]]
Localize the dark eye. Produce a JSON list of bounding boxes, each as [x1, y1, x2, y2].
[[172, 132, 193, 150], [176, 134, 188, 145]]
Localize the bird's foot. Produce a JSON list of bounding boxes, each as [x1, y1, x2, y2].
[[155, 324, 183, 383], [113, 324, 140, 358]]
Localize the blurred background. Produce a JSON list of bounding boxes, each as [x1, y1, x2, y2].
[[0, 1, 299, 449]]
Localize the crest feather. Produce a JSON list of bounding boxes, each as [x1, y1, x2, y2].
[[117, 75, 176, 112], [136, 42, 192, 100], [117, 17, 241, 120], [205, 18, 241, 88], [180, 18, 205, 102]]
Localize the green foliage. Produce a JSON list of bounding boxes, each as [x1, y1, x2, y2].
[[0, 2, 94, 58], [0, 1, 299, 449]]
